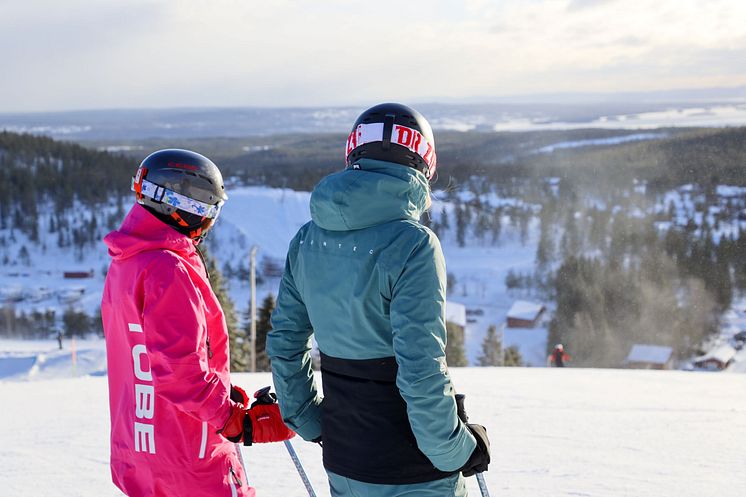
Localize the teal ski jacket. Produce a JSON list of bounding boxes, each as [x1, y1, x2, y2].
[[267, 159, 476, 478]]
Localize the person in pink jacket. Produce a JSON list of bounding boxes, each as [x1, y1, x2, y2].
[[102, 149, 294, 497]]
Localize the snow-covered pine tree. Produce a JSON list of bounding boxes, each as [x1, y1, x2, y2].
[[477, 325, 502, 366]]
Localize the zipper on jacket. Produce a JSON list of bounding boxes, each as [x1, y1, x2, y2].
[[206, 335, 213, 359], [228, 472, 238, 497], [229, 466, 242, 487]]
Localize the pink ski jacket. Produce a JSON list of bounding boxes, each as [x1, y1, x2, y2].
[[102, 204, 254, 497]]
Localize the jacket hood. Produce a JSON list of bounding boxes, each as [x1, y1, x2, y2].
[[104, 203, 196, 260], [310, 159, 429, 231]]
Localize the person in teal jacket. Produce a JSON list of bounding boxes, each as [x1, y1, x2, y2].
[[267, 103, 490, 497]]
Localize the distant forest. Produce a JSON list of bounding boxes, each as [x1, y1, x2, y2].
[[0, 131, 132, 242], [88, 126, 746, 191]]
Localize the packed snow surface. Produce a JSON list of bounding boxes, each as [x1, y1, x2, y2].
[[0, 366, 744, 497]]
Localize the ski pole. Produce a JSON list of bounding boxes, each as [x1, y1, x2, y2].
[[284, 439, 318, 497], [455, 394, 491, 497], [475, 473, 491, 497], [252, 386, 318, 497], [235, 444, 249, 483]]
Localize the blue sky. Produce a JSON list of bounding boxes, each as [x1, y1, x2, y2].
[[1, 0, 745, 112]]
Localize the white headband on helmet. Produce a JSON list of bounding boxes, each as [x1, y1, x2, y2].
[[345, 122, 437, 178]]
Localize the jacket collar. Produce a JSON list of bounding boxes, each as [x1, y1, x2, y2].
[[104, 203, 196, 261]]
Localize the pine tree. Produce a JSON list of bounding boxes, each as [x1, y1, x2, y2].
[[18, 245, 30, 266], [254, 293, 275, 372], [477, 325, 502, 366], [63, 307, 91, 337], [440, 206, 450, 231], [503, 346, 524, 367], [560, 209, 581, 260], [536, 209, 554, 270], [475, 209, 491, 242], [446, 272, 457, 296], [200, 246, 249, 371], [455, 202, 467, 247], [445, 321, 468, 367], [491, 207, 502, 244]]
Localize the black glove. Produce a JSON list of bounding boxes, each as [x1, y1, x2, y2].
[[461, 423, 490, 477], [455, 394, 491, 476]]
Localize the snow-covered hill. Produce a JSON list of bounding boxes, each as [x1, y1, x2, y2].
[[205, 186, 549, 365], [1, 366, 744, 497], [0, 183, 547, 365], [5, 183, 746, 368]]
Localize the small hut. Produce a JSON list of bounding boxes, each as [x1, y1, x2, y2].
[[506, 300, 545, 329], [624, 344, 673, 370], [63, 270, 94, 279], [693, 345, 737, 371]]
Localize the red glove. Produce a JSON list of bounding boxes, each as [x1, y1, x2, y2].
[[218, 386, 295, 445], [230, 385, 250, 406], [247, 403, 295, 443]]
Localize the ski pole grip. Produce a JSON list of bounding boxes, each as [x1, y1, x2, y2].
[[455, 394, 469, 423], [253, 386, 275, 406]]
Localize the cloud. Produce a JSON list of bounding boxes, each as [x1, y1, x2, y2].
[[1, 0, 746, 111]]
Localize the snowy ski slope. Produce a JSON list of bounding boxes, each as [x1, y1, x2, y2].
[[0, 366, 744, 497]]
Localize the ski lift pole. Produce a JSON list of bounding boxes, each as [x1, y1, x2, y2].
[[249, 246, 257, 373], [284, 440, 317, 497], [455, 394, 491, 497]]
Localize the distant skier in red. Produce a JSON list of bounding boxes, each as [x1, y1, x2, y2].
[[548, 344, 572, 367], [101, 149, 294, 497]]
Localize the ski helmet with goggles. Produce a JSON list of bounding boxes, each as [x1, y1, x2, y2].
[[345, 103, 437, 180], [132, 149, 227, 242]]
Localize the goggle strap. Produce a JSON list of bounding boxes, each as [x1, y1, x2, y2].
[[132, 178, 222, 219]]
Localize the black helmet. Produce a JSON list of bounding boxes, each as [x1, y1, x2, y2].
[[345, 103, 437, 179], [132, 149, 227, 241]]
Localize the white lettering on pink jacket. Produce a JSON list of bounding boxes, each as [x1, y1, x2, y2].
[[129, 323, 156, 454]]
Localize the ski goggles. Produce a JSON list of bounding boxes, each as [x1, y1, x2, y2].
[[132, 177, 223, 220]]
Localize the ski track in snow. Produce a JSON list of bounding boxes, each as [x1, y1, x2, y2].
[[1, 368, 745, 497]]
